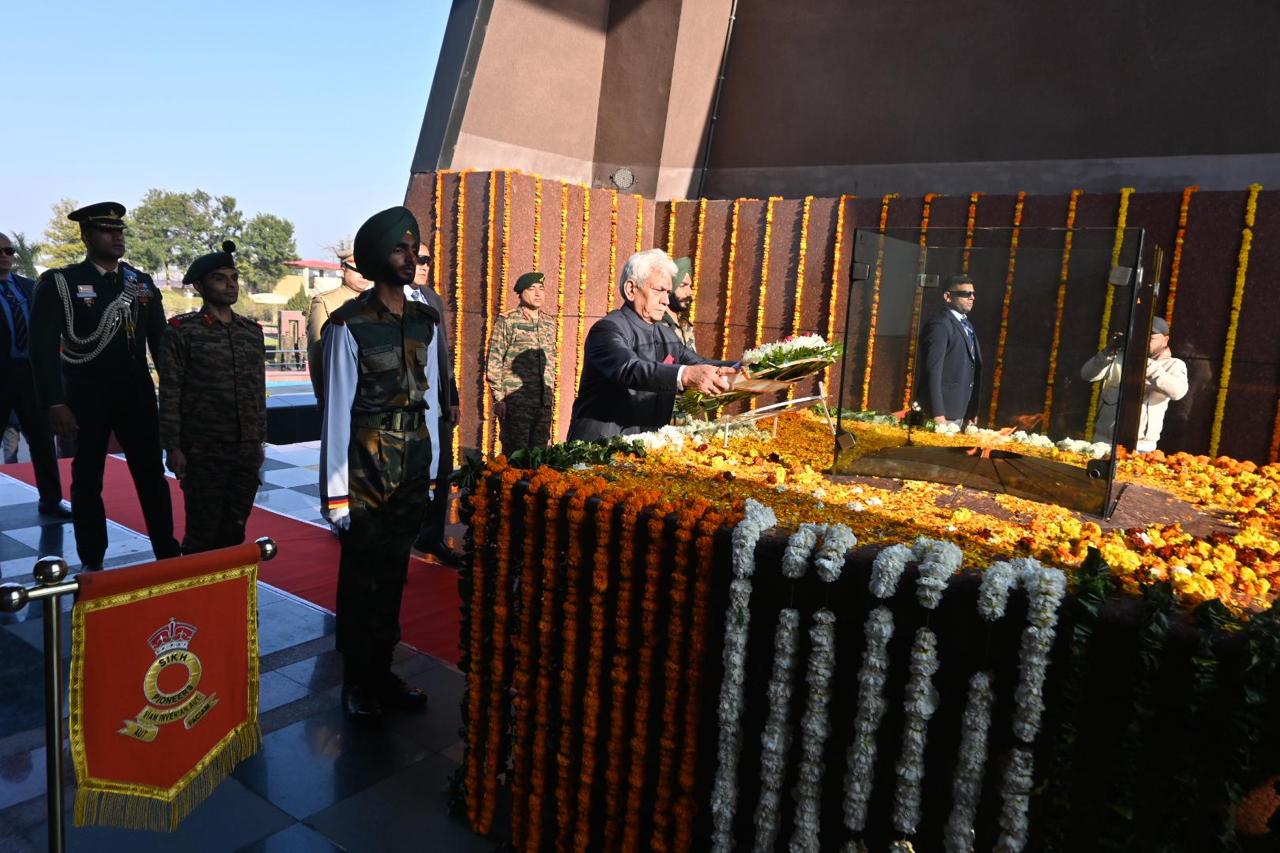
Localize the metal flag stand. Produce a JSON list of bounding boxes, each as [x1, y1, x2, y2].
[[0, 537, 278, 853]]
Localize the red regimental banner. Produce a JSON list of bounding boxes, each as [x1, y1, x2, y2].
[[69, 543, 262, 830]]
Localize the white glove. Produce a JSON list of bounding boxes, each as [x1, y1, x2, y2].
[[325, 505, 351, 531]]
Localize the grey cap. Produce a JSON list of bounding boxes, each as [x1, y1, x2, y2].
[[1151, 316, 1170, 336]]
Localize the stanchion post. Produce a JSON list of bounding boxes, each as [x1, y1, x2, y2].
[[33, 557, 71, 853]]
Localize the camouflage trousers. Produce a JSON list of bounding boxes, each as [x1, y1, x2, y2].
[[499, 403, 553, 455], [179, 440, 261, 555], [337, 428, 433, 686]]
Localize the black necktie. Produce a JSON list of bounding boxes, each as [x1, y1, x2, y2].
[[960, 316, 976, 357], [2, 282, 28, 353]]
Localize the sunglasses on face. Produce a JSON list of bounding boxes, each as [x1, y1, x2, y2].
[[417, 255, 430, 265], [0, 247, 15, 256], [950, 290, 976, 297]]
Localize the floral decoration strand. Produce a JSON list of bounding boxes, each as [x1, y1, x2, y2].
[[462, 466, 492, 827], [755, 196, 781, 350], [843, 606, 895, 835], [791, 609, 838, 852], [1084, 187, 1135, 439], [481, 170, 498, 457], [870, 543, 913, 599], [892, 626, 941, 836], [1209, 183, 1262, 457], [1164, 185, 1197, 329], [824, 194, 852, 392], [452, 170, 467, 468], [433, 170, 445, 291], [574, 189, 592, 389], [912, 536, 961, 609], [607, 190, 619, 312], [814, 524, 856, 582], [792, 196, 814, 336], [944, 671, 996, 853], [995, 747, 1035, 853], [901, 193, 937, 408], [782, 523, 824, 578], [500, 171, 513, 313], [987, 191, 1026, 424], [691, 198, 708, 326], [1010, 559, 1067, 741], [721, 199, 744, 361], [666, 199, 679, 254], [753, 607, 801, 852], [861, 194, 898, 409], [635, 194, 645, 253], [977, 560, 1019, 621], [961, 191, 981, 273], [710, 498, 778, 853], [552, 182, 569, 442], [1042, 189, 1083, 427], [533, 175, 543, 271]]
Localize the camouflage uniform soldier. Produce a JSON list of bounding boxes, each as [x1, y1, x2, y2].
[[486, 271, 557, 453], [159, 242, 266, 554], [661, 256, 697, 352]]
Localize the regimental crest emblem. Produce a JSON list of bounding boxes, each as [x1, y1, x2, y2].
[[118, 617, 219, 742]]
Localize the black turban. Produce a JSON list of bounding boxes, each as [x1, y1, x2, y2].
[[354, 206, 421, 284], [183, 241, 238, 285]]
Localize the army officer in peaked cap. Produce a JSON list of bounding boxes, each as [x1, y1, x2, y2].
[[29, 201, 180, 570]]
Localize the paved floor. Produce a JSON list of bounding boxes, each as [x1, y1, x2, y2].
[[0, 452, 493, 852]]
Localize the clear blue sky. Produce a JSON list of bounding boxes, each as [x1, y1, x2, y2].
[[8, 0, 449, 262]]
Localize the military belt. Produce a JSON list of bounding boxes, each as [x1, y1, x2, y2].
[[352, 409, 427, 432]]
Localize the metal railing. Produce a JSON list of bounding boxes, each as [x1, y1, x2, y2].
[[0, 538, 278, 853], [264, 348, 310, 371]]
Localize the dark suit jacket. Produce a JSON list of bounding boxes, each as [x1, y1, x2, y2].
[[0, 273, 35, 370], [567, 305, 730, 441], [915, 309, 982, 422]]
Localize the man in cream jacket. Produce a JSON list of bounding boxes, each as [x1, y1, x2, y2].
[[1081, 316, 1188, 452]]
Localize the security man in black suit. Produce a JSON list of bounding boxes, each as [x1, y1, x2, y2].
[[915, 274, 982, 428], [0, 232, 69, 516], [29, 202, 180, 570]]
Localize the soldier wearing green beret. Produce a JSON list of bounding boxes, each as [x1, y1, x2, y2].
[[661, 256, 698, 353], [29, 201, 179, 570], [158, 242, 266, 554], [485, 271, 557, 454], [320, 206, 438, 718]]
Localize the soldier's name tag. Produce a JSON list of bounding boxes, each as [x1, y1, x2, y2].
[[76, 285, 97, 300]]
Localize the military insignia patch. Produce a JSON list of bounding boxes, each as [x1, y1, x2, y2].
[[118, 618, 219, 742]]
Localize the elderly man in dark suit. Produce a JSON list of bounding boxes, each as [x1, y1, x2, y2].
[[568, 249, 737, 441], [915, 274, 982, 428], [0, 232, 69, 516]]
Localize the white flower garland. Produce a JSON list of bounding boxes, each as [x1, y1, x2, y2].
[[944, 671, 996, 853], [870, 543, 913, 599], [741, 332, 833, 366], [753, 608, 800, 851], [814, 524, 856, 582], [977, 560, 1019, 622], [627, 420, 762, 451], [893, 627, 941, 835], [995, 747, 1035, 853], [911, 536, 962, 610], [782, 523, 825, 578], [791, 609, 838, 853], [842, 606, 895, 834], [711, 498, 778, 853]]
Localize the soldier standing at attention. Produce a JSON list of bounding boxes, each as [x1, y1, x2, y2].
[[29, 202, 179, 570], [485, 271, 557, 454], [320, 206, 437, 718], [307, 246, 371, 402], [661, 256, 698, 352], [158, 242, 266, 554]]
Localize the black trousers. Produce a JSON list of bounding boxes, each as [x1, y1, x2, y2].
[[499, 403, 553, 456], [69, 385, 179, 566], [179, 441, 261, 554], [416, 414, 453, 551], [0, 361, 62, 506]]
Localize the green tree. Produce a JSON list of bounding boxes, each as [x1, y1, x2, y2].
[[8, 232, 43, 278], [42, 198, 84, 268], [283, 283, 310, 313], [127, 189, 208, 279], [238, 214, 298, 293]]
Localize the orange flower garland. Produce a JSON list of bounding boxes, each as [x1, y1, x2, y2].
[[825, 194, 852, 393], [1210, 183, 1263, 457], [1042, 189, 1083, 426], [453, 171, 468, 469], [575, 189, 592, 389], [791, 196, 814, 336], [667, 199, 679, 254], [861, 193, 897, 409], [463, 464, 493, 827], [755, 196, 781, 350], [477, 467, 522, 833], [635, 194, 645, 253], [649, 500, 711, 852], [1164, 185, 1197, 329], [1084, 187, 1135, 439], [433, 170, 445, 291], [552, 182, 570, 442], [901, 193, 937, 408], [533, 176, 544, 271], [623, 500, 676, 851], [481, 171, 498, 457], [607, 190, 619, 312], [500, 172, 513, 313], [987, 191, 1026, 425], [721, 199, 744, 361], [961, 191, 981, 273], [691, 198, 708, 326], [573, 485, 622, 849]]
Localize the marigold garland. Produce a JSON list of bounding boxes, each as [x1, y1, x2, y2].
[[452, 170, 468, 467], [861, 194, 897, 409], [825, 194, 852, 393], [635, 193, 645, 253], [667, 199, 680, 254], [901, 193, 937, 408], [1210, 183, 1262, 457], [961, 191, 981, 273], [787, 196, 815, 401], [608, 190, 620, 312], [1084, 187, 1135, 439], [433, 170, 445, 291], [462, 464, 494, 827], [575, 189, 592, 389], [500, 172, 513, 314], [691, 198, 708, 327], [987, 191, 1026, 425], [481, 171, 498, 457], [755, 196, 781, 350], [552, 182, 570, 443], [533, 175, 544, 271], [1164, 185, 1197, 329], [1042, 189, 1083, 427], [721, 199, 744, 361], [1271, 400, 1280, 465]]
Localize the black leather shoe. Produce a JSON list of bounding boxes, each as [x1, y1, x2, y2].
[[80, 563, 103, 572], [37, 501, 73, 519], [380, 676, 428, 713], [426, 544, 465, 569], [342, 685, 384, 719]]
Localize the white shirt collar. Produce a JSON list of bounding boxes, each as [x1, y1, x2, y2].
[[91, 260, 118, 277], [949, 308, 969, 323]]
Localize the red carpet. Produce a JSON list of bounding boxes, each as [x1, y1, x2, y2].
[[3, 457, 462, 665]]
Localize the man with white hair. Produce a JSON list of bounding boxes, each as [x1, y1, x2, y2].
[[567, 248, 738, 441]]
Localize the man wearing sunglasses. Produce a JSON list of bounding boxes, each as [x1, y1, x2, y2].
[[307, 246, 372, 402], [0, 232, 69, 517], [915, 274, 982, 429]]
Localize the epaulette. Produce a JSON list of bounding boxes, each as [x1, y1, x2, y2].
[[236, 314, 262, 329], [167, 311, 201, 328]]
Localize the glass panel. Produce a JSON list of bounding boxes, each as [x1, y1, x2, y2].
[[834, 226, 1146, 518]]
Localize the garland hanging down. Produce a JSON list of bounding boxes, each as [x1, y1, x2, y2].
[[988, 192, 1026, 425], [1164, 185, 1198, 329], [755, 196, 782, 350], [862, 194, 898, 410], [1084, 187, 1135, 439], [691, 198, 708, 326], [452, 170, 468, 469], [481, 171, 498, 457], [552, 182, 569, 441], [721, 199, 745, 362], [901, 193, 937, 409], [1210, 183, 1262, 457], [1042, 189, 1083, 427], [824, 194, 852, 393], [607, 189, 619, 312], [574, 189, 592, 389]]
